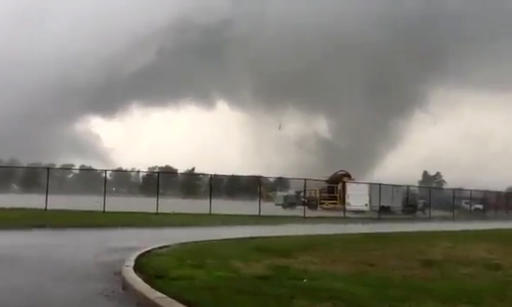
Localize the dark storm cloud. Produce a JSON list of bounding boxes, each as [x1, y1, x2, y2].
[[1, 1, 512, 175]]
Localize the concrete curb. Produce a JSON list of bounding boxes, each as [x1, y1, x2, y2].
[[122, 236, 264, 307], [121, 221, 512, 306], [121, 244, 187, 307]]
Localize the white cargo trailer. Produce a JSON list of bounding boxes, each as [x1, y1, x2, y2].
[[345, 182, 370, 212]]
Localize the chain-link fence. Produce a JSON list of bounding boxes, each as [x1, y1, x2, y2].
[[0, 165, 510, 220]]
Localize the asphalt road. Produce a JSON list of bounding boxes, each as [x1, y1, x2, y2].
[[1, 221, 512, 307]]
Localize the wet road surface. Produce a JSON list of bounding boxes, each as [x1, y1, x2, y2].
[[1, 220, 512, 307]]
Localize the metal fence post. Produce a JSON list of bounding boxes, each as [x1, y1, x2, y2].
[[505, 192, 510, 215], [491, 192, 498, 217], [44, 167, 50, 211], [378, 183, 382, 219], [155, 171, 160, 214], [452, 189, 456, 220], [469, 189, 473, 217], [258, 177, 262, 216], [102, 170, 107, 213], [494, 192, 498, 217], [18, 165, 512, 222], [303, 179, 307, 218], [428, 187, 432, 220], [405, 185, 410, 217], [209, 175, 213, 215], [483, 191, 487, 216], [342, 182, 346, 219]]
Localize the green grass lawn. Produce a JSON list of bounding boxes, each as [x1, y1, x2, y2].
[[0, 208, 345, 228], [136, 230, 512, 307]]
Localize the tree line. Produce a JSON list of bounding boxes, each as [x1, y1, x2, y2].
[[0, 159, 291, 199]]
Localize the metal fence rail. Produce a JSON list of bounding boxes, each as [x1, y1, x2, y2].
[[0, 165, 510, 220]]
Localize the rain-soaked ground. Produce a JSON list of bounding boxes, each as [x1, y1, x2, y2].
[[1, 221, 512, 307], [0, 193, 505, 219]]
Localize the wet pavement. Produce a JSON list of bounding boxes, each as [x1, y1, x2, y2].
[[1, 221, 512, 307]]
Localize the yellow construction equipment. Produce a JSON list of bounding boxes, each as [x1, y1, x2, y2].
[[304, 170, 353, 210]]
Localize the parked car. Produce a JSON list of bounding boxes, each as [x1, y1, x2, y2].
[[401, 194, 427, 215], [274, 190, 300, 208], [460, 200, 484, 212], [275, 190, 319, 210]]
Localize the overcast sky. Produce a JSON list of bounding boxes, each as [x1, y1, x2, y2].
[[1, 1, 512, 189]]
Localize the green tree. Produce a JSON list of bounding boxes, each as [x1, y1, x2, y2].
[[273, 177, 290, 192], [71, 165, 104, 194], [158, 165, 179, 196], [418, 170, 447, 188], [139, 169, 158, 196], [240, 176, 259, 199], [109, 168, 139, 194], [224, 175, 259, 199], [211, 175, 226, 198], [224, 175, 243, 198], [50, 163, 75, 193], [180, 167, 202, 198], [18, 162, 46, 193], [0, 158, 22, 192]]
